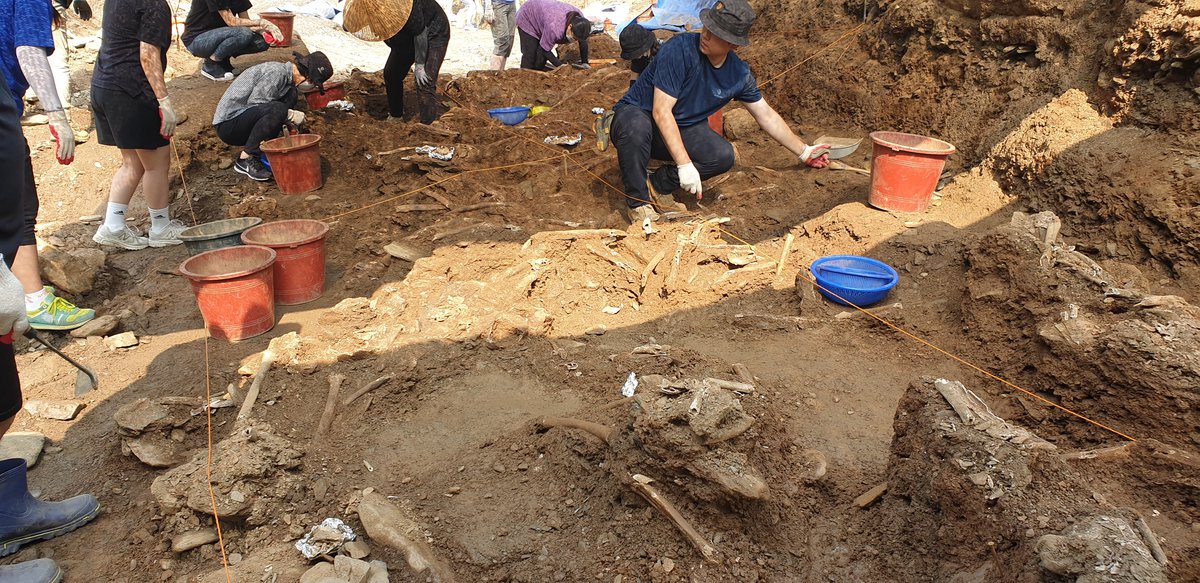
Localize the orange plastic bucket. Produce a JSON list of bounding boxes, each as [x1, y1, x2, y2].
[[302, 81, 346, 110], [179, 245, 277, 341], [262, 134, 322, 194], [867, 131, 955, 213], [259, 12, 295, 46], [707, 108, 724, 136], [240, 220, 329, 305]]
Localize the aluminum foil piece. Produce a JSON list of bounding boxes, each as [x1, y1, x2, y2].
[[294, 517, 356, 559], [415, 145, 455, 161], [544, 133, 583, 146]]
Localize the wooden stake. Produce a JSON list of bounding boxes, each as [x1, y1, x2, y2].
[[316, 374, 345, 437], [630, 474, 720, 563]]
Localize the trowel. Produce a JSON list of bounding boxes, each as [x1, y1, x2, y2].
[[23, 329, 98, 396], [815, 135, 871, 175]]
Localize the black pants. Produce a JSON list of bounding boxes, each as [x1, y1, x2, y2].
[[384, 36, 448, 124], [20, 145, 36, 246], [215, 91, 295, 156], [0, 141, 24, 424], [610, 104, 735, 208], [518, 29, 559, 71]]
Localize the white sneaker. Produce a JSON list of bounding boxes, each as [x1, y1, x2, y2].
[[93, 225, 149, 250], [148, 219, 189, 247]]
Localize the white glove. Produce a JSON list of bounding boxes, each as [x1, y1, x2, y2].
[[287, 109, 306, 126], [0, 257, 30, 337], [483, 4, 495, 23], [413, 64, 432, 87], [47, 110, 75, 164], [676, 162, 702, 197], [158, 95, 177, 138], [260, 21, 283, 41], [799, 143, 831, 168]]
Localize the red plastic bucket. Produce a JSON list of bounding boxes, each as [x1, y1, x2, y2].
[[867, 131, 956, 213], [302, 81, 346, 110], [179, 245, 277, 341], [259, 12, 295, 46], [707, 108, 724, 136], [261, 134, 322, 194], [240, 220, 329, 305]]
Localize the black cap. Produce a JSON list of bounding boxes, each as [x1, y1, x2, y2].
[[699, 0, 756, 46], [619, 23, 656, 60], [294, 51, 334, 94]]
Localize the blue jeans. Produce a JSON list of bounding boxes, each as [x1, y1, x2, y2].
[[186, 27, 268, 61], [610, 104, 735, 208]]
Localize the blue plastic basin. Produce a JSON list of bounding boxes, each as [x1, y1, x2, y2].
[[810, 255, 899, 306], [488, 106, 531, 125]]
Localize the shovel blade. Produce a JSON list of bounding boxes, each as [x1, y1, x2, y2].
[[75, 367, 97, 397]]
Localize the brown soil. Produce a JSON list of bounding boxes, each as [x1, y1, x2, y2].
[[6, 0, 1198, 582]]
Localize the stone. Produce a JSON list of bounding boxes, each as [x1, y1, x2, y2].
[[114, 398, 172, 434], [104, 331, 139, 350], [0, 432, 45, 468], [334, 555, 372, 583], [341, 540, 371, 559], [722, 108, 760, 141], [383, 242, 430, 262], [217, 158, 233, 170], [585, 325, 606, 336], [171, 528, 219, 553], [40, 247, 106, 295], [795, 448, 827, 482], [126, 435, 181, 468], [366, 561, 388, 583], [313, 477, 330, 501], [22, 400, 84, 421], [1036, 515, 1165, 582], [298, 563, 338, 583], [70, 315, 119, 338], [305, 195, 322, 202]]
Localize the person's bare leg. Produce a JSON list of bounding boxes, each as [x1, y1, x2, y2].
[[135, 146, 171, 209], [0, 417, 13, 440], [10, 246, 41, 294], [108, 149, 146, 206]]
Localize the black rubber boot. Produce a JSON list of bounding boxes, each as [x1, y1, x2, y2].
[[0, 459, 99, 557], [0, 558, 62, 583]]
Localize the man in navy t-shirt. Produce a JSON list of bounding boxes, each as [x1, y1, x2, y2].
[[610, 0, 830, 223]]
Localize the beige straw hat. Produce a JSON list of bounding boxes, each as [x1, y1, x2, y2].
[[343, 0, 414, 41]]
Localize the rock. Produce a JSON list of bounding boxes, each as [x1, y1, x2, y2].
[[301, 556, 376, 583], [22, 400, 84, 421], [0, 432, 45, 468], [1036, 515, 1165, 582], [40, 247, 106, 295], [172, 528, 219, 553], [342, 540, 371, 559], [366, 561, 388, 583], [313, 477, 330, 501], [358, 492, 454, 581], [299, 563, 338, 583], [585, 325, 606, 336], [114, 398, 172, 435], [104, 331, 139, 350], [69, 314, 119, 338], [796, 448, 828, 482], [78, 215, 103, 224], [383, 242, 430, 262], [217, 158, 234, 170], [305, 195, 322, 202], [127, 435, 182, 468], [722, 108, 759, 141]]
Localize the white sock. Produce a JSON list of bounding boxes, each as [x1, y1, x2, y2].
[[149, 206, 171, 231], [104, 202, 129, 231], [25, 287, 49, 311]]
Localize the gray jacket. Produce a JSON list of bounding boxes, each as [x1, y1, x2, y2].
[[213, 62, 294, 125]]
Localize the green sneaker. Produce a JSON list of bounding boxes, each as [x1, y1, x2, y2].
[[27, 288, 95, 331]]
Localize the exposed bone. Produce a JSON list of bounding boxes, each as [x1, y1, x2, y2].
[[664, 242, 685, 295], [539, 417, 613, 443], [394, 203, 448, 213], [343, 375, 394, 406], [731, 363, 755, 387], [640, 248, 668, 298], [685, 450, 769, 500], [237, 349, 274, 421], [705, 377, 755, 395], [855, 482, 888, 508], [1058, 442, 1134, 462], [776, 233, 794, 277], [1135, 516, 1168, 566], [934, 379, 1055, 450], [358, 492, 458, 582], [530, 229, 627, 242], [449, 202, 507, 214], [423, 189, 454, 209], [316, 374, 344, 437], [630, 474, 720, 563]]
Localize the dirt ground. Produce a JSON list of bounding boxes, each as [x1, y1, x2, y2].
[[4, 0, 1198, 581]]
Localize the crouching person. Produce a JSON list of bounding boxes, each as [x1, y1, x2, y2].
[[213, 51, 332, 181]]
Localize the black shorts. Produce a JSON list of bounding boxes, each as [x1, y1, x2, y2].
[[20, 145, 36, 246], [91, 86, 170, 150], [0, 342, 21, 423]]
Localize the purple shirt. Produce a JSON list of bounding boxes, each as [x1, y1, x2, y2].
[[515, 0, 580, 53]]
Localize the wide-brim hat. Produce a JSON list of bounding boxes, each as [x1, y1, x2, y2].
[[619, 23, 657, 60], [343, 0, 413, 42], [699, 0, 755, 46]]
